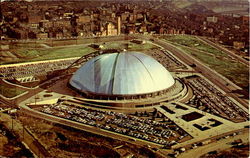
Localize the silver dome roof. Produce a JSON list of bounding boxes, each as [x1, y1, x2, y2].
[[69, 52, 175, 95]]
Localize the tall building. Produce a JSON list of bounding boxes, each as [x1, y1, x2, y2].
[[117, 16, 121, 35], [106, 22, 117, 36]]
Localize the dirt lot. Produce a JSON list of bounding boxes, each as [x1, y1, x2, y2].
[[0, 123, 33, 157]]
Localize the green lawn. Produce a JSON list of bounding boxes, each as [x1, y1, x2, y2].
[[9, 42, 45, 49], [1, 46, 96, 65], [161, 35, 227, 57], [159, 35, 249, 88], [101, 41, 158, 51], [1, 40, 158, 65], [0, 84, 26, 98], [48, 39, 79, 47], [182, 46, 249, 88], [128, 42, 158, 51]]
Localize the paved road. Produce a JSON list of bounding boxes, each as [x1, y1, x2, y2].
[[156, 101, 248, 148], [197, 36, 249, 66], [0, 97, 13, 107], [40, 43, 51, 48], [135, 34, 248, 108], [0, 57, 79, 68], [178, 129, 249, 158], [3, 34, 248, 157]]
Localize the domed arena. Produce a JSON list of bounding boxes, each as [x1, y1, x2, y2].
[[69, 51, 187, 108], [70, 52, 175, 96]]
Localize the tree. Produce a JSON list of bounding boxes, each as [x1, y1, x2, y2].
[[135, 111, 138, 116], [152, 108, 157, 116]]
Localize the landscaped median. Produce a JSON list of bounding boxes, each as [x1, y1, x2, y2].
[[0, 82, 27, 98]]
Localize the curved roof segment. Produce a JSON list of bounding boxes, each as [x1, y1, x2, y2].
[[69, 52, 175, 96]]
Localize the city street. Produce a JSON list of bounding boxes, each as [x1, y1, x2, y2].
[[178, 129, 249, 158]]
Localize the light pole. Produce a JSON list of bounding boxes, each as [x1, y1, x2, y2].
[[11, 116, 13, 131], [21, 112, 25, 140]]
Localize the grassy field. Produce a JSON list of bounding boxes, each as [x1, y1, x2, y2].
[[182, 46, 249, 88], [1, 46, 96, 65], [9, 42, 45, 49], [161, 35, 227, 57], [0, 84, 26, 98], [45, 36, 130, 47], [0, 40, 157, 65], [161, 35, 249, 88], [101, 41, 158, 51]]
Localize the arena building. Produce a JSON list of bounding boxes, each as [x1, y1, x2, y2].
[[69, 51, 187, 108]]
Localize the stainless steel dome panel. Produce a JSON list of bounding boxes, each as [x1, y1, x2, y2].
[[70, 51, 175, 95]]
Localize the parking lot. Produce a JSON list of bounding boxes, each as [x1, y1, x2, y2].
[[38, 101, 191, 147], [184, 76, 249, 122]]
